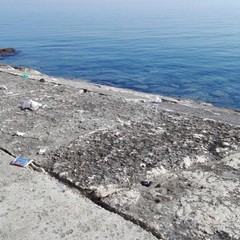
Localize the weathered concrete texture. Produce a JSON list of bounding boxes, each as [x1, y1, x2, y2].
[[47, 122, 240, 239], [1, 65, 240, 239], [48, 119, 239, 187], [0, 151, 157, 240], [103, 153, 240, 240]]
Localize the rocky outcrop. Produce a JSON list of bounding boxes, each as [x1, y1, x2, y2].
[[0, 48, 16, 56]]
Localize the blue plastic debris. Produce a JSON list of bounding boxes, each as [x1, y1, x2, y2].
[[21, 74, 29, 79], [11, 156, 33, 167]]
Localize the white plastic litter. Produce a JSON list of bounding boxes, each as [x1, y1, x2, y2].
[[38, 148, 47, 155], [15, 131, 25, 137], [20, 99, 42, 111], [0, 85, 7, 90], [153, 96, 162, 103]]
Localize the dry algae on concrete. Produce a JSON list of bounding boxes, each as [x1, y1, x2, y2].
[[0, 65, 240, 239]]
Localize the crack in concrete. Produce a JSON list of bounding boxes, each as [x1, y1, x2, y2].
[[47, 171, 163, 239], [0, 145, 161, 239], [0, 147, 16, 158]]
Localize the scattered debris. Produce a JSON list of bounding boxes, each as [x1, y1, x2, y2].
[[0, 85, 7, 90], [14, 131, 26, 137], [21, 74, 29, 79], [78, 89, 85, 94], [153, 96, 162, 103], [180, 156, 192, 169], [11, 156, 33, 167], [57, 183, 67, 193], [20, 99, 42, 111], [38, 148, 47, 155], [51, 78, 58, 83], [1, 66, 240, 240], [59, 171, 68, 179]]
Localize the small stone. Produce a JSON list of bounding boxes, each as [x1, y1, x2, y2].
[[153, 96, 162, 103], [66, 177, 74, 183], [39, 78, 45, 82], [78, 89, 85, 94], [222, 142, 230, 147], [216, 148, 221, 153], [30, 164, 45, 172], [180, 156, 192, 169], [140, 163, 146, 168], [38, 148, 47, 155], [140, 180, 152, 187], [59, 172, 68, 178]]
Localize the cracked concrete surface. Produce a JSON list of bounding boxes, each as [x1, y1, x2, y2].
[[0, 65, 240, 239], [0, 151, 157, 240]]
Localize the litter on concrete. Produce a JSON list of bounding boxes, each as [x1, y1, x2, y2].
[[20, 99, 42, 111], [21, 74, 29, 79], [14, 131, 26, 137], [0, 85, 7, 90], [38, 148, 47, 155], [11, 156, 33, 167], [153, 96, 162, 103]]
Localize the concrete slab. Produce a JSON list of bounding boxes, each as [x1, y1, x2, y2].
[[0, 65, 240, 239], [0, 151, 156, 240]]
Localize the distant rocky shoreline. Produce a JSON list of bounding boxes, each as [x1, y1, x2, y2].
[[0, 65, 240, 239]]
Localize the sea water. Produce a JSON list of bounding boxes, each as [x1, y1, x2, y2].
[[1, 0, 240, 109]]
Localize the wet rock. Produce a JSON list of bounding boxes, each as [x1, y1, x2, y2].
[[0, 48, 15, 55]]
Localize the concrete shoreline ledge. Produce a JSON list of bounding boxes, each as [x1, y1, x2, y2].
[[0, 65, 240, 239]]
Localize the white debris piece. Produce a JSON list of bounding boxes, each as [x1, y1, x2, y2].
[[15, 131, 25, 137], [0, 85, 7, 90], [38, 148, 47, 155], [153, 96, 162, 103], [20, 99, 42, 111]]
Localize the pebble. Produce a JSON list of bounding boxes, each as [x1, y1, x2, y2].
[[38, 148, 47, 155], [140, 180, 152, 187], [59, 172, 68, 178]]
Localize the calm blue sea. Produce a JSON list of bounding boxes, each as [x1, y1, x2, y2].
[[1, 0, 240, 109]]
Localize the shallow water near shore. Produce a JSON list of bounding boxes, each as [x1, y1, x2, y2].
[[1, 0, 240, 109]]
